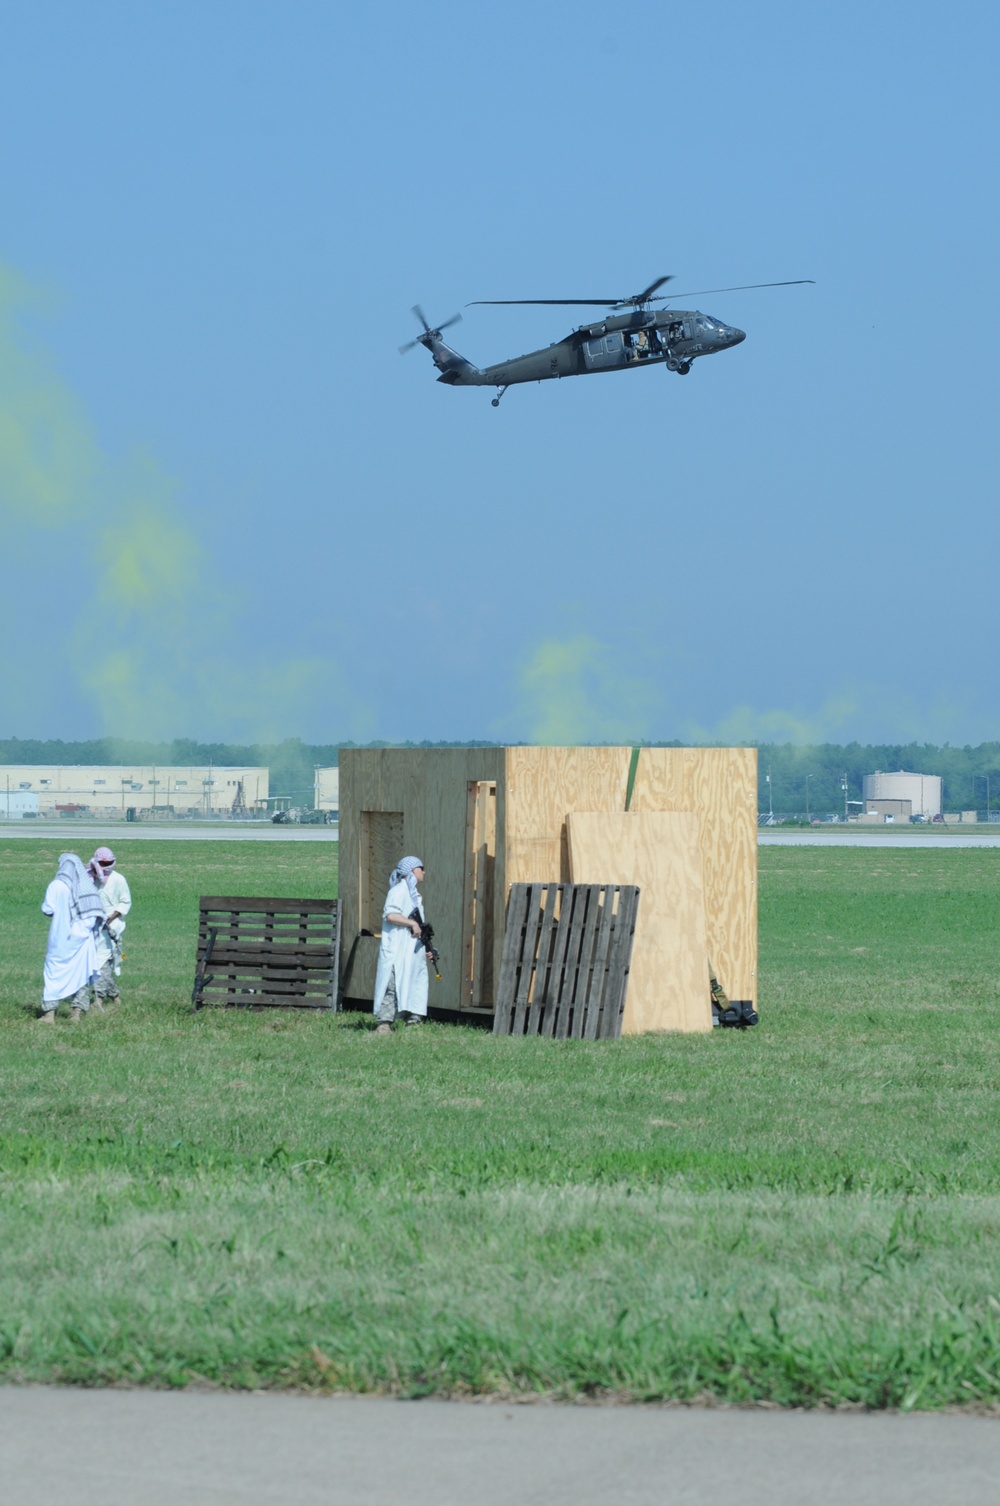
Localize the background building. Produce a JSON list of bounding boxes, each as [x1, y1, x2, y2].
[[859, 798, 912, 824], [862, 770, 942, 820], [314, 766, 340, 814], [0, 789, 40, 818], [0, 766, 269, 817]]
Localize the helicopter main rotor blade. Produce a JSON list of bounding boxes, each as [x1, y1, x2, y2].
[[468, 298, 624, 307], [469, 275, 674, 310], [651, 279, 816, 302], [615, 275, 673, 308]]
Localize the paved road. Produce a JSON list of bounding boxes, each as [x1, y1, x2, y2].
[[759, 831, 1000, 847], [4, 823, 1000, 848], [0, 822, 338, 842], [0, 1389, 997, 1505]]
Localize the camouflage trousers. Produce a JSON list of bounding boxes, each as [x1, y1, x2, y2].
[[95, 958, 121, 1000]]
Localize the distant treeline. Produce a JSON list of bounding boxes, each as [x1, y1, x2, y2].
[[0, 738, 497, 806], [2, 736, 999, 814]]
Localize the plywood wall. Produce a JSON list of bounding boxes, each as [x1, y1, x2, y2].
[[339, 747, 506, 1010], [340, 744, 757, 1020], [503, 746, 632, 886], [629, 747, 757, 1005], [568, 811, 712, 1034]]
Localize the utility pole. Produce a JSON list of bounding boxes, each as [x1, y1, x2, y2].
[[841, 771, 849, 821], [805, 772, 814, 824], [766, 765, 774, 822]]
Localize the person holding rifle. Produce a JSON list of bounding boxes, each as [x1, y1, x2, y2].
[[373, 855, 434, 1034]]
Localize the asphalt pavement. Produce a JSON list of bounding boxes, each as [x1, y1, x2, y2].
[[0, 822, 338, 841], [1, 1389, 997, 1505], [759, 830, 1000, 847], [5, 821, 1000, 847]]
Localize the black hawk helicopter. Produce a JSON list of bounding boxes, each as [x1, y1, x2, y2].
[[400, 275, 813, 406]]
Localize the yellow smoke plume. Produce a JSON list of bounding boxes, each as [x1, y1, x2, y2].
[[686, 694, 862, 746], [0, 267, 99, 524], [514, 632, 660, 745], [1, 261, 362, 741]]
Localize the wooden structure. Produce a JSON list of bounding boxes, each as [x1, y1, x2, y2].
[[339, 746, 756, 1033], [193, 896, 341, 1010], [567, 811, 710, 1032], [494, 882, 640, 1039]]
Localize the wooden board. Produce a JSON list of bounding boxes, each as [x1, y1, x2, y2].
[[567, 812, 712, 1034], [461, 780, 498, 1008], [503, 747, 631, 887], [194, 896, 341, 1010], [494, 883, 640, 1039], [630, 747, 757, 1008], [339, 747, 506, 1010]]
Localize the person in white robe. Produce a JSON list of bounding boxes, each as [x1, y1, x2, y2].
[[40, 854, 103, 1023], [373, 855, 431, 1033], [87, 846, 132, 1003]]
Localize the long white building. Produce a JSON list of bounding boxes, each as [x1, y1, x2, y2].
[[0, 765, 269, 817]]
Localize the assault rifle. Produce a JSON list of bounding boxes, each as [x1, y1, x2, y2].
[[410, 908, 441, 980]]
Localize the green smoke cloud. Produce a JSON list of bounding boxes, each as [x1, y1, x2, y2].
[[0, 263, 364, 741], [512, 632, 661, 744]]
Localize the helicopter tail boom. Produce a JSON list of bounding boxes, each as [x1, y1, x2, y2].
[[400, 306, 483, 385], [423, 336, 482, 385]]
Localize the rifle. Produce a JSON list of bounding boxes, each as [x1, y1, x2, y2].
[[192, 926, 218, 1008], [410, 908, 441, 980], [101, 918, 124, 974]]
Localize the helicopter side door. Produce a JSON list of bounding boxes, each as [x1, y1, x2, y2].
[[581, 330, 626, 371]]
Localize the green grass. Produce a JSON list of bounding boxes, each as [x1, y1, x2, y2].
[[2, 840, 1000, 1407]]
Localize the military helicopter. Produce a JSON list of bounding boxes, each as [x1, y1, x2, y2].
[[400, 275, 813, 406]]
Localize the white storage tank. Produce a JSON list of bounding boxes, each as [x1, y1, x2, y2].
[[863, 770, 942, 819]]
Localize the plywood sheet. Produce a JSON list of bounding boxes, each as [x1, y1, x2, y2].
[[567, 811, 711, 1034], [630, 747, 757, 1008], [503, 746, 631, 887]]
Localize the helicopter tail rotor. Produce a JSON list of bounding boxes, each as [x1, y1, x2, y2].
[[399, 305, 463, 354]]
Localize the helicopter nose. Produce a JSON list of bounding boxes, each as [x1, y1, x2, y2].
[[729, 326, 746, 345]]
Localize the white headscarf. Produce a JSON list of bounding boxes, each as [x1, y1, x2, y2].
[[389, 855, 424, 907]]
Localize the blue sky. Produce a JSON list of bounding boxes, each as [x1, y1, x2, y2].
[[1, 1, 997, 745]]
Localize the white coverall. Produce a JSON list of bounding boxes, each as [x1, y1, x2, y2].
[[372, 879, 429, 1021], [41, 879, 99, 1007]]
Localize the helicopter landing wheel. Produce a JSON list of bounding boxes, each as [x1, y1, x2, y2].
[[491, 397, 500, 407], [677, 363, 691, 375]]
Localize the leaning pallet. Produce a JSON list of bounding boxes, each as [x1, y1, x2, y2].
[[192, 896, 341, 1010], [493, 882, 640, 1039]]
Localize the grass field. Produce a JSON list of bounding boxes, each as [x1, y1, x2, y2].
[[2, 838, 1000, 1408]]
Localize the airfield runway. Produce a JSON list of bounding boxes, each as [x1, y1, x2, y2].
[[1, 1388, 998, 1506], [4, 822, 1000, 848], [758, 830, 1000, 847]]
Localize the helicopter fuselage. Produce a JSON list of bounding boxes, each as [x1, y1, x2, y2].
[[425, 307, 745, 392]]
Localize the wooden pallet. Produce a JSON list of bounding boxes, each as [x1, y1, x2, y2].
[[493, 883, 640, 1039], [192, 896, 341, 1011]]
